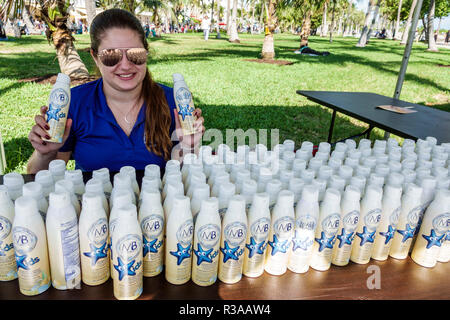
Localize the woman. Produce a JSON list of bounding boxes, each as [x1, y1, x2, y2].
[[27, 9, 204, 173]]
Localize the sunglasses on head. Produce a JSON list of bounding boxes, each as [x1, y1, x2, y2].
[[96, 47, 148, 67]]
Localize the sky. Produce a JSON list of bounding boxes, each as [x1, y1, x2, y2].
[[356, 0, 450, 30]]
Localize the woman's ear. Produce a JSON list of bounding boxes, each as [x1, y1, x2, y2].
[[90, 49, 99, 67]]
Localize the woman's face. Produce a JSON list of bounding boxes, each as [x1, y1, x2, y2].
[[92, 27, 147, 94]]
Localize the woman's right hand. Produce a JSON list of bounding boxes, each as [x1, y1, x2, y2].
[[28, 105, 72, 155]]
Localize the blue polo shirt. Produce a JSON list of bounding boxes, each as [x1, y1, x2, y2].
[[59, 78, 177, 172]]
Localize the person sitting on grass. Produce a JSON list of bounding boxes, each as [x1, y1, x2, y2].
[[294, 40, 330, 56], [27, 8, 205, 174]]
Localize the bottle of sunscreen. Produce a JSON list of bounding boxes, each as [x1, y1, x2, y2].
[[371, 184, 402, 261], [112, 204, 143, 300], [218, 195, 247, 284], [350, 185, 382, 265], [79, 192, 109, 286], [288, 185, 319, 273], [46, 190, 81, 289], [2, 172, 24, 201], [12, 196, 51, 295], [331, 185, 361, 266], [192, 197, 221, 286], [264, 190, 295, 275], [43, 73, 71, 143], [411, 189, 450, 268], [310, 188, 341, 271], [92, 168, 113, 199], [173, 73, 196, 135], [389, 183, 423, 259], [0, 186, 17, 281], [22, 182, 48, 221], [139, 188, 165, 277], [165, 195, 193, 285], [243, 193, 271, 278]]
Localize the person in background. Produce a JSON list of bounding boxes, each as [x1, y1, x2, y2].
[[201, 15, 210, 41], [27, 8, 205, 174]]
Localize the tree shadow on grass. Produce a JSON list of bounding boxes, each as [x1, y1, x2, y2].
[[2, 137, 33, 174]]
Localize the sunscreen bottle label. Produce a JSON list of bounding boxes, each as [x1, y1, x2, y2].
[[113, 234, 143, 299], [243, 217, 270, 276], [193, 223, 220, 286], [167, 219, 193, 283], [81, 218, 109, 285], [45, 88, 70, 143], [351, 208, 381, 263], [60, 218, 81, 289], [390, 205, 422, 258], [141, 215, 164, 277], [0, 216, 17, 280], [174, 87, 196, 135], [310, 213, 340, 271], [219, 222, 247, 283], [13, 227, 51, 295], [289, 214, 317, 272], [332, 210, 359, 265]]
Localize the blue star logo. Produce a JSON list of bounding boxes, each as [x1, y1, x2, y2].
[[422, 229, 445, 249], [268, 234, 289, 256], [379, 225, 396, 245], [315, 231, 335, 252], [220, 241, 239, 263], [83, 243, 108, 266], [46, 105, 62, 122], [143, 237, 158, 257], [445, 230, 450, 242], [396, 223, 416, 243], [193, 243, 214, 265], [356, 226, 376, 246], [245, 237, 266, 258], [291, 237, 312, 251], [15, 254, 29, 270], [169, 243, 191, 266], [336, 228, 354, 248], [178, 104, 194, 121], [114, 257, 136, 281]]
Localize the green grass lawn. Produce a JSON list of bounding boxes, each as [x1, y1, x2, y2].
[[1, 32, 449, 173]]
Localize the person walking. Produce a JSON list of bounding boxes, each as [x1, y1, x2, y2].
[[201, 15, 211, 41]]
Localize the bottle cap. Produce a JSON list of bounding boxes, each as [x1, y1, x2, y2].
[[358, 139, 371, 150], [164, 181, 184, 199], [92, 167, 110, 183], [404, 183, 422, 199], [120, 166, 137, 180], [15, 196, 39, 217], [0, 185, 12, 204], [141, 188, 161, 204], [369, 173, 385, 187], [113, 172, 132, 190], [301, 168, 315, 182], [345, 139, 357, 150], [383, 184, 402, 201], [3, 172, 24, 189], [280, 170, 294, 184], [115, 203, 138, 222], [292, 158, 307, 172], [282, 151, 295, 164], [283, 140, 295, 153], [308, 158, 323, 171], [65, 169, 83, 183], [432, 166, 448, 179], [48, 159, 66, 174], [166, 159, 181, 172], [363, 156, 377, 168], [301, 184, 319, 203], [344, 157, 359, 169], [111, 188, 134, 209], [85, 178, 104, 194], [242, 179, 257, 196], [330, 150, 345, 160], [172, 73, 185, 83], [56, 72, 71, 86], [329, 175, 345, 191], [35, 170, 54, 186], [295, 149, 311, 161], [49, 190, 72, 209], [55, 179, 75, 194], [141, 176, 162, 191], [82, 192, 103, 210], [276, 190, 294, 208], [318, 142, 331, 154], [300, 141, 314, 153], [356, 165, 371, 177], [265, 179, 282, 202], [288, 178, 305, 196], [144, 164, 161, 179], [335, 142, 348, 153], [343, 185, 361, 203], [339, 165, 353, 180], [387, 172, 404, 188], [235, 169, 251, 184], [192, 184, 210, 199], [328, 158, 342, 171], [420, 177, 437, 191], [227, 195, 246, 213], [401, 169, 416, 183], [200, 197, 219, 214], [374, 164, 390, 177], [363, 184, 383, 203], [22, 182, 43, 200], [219, 182, 236, 199], [250, 192, 270, 211], [348, 150, 362, 160], [323, 187, 341, 204]]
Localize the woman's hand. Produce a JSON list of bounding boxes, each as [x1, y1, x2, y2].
[[173, 107, 205, 153], [28, 105, 72, 156]]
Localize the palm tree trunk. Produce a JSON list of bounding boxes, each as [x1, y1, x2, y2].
[[320, 1, 328, 37], [356, 0, 375, 47], [300, 8, 312, 47], [227, 0, 231, 35], [427, 0, 438, 51], [229, 0, 240, 42], [366, 0, 381, 43], [400, 0, 417, 45], [261, 0, 276, 59], [394, 0, 403, 40], [85, 0, 97, 28], [216, 0, 221, 38]]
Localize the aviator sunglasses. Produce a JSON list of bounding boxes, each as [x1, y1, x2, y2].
[[95, 47, 148, 67]]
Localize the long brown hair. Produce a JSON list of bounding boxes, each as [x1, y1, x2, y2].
[[90, 8, 172, 160]]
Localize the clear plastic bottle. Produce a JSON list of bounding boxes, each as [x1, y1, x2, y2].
[[12, 196, 51, 295], [55, 179, 81, 216], [85, 178, 109, 217], [331, 185, 361, 266], [243, 193, 271, 278], [139, 188, 165, 277], [46, 190, 81, 290], [79, 193, 109, 286], [92, 168, 113, 199], [35, 170, 54, 201], [310, 188, 341, 271], [165, 195, 193, 285], [2, 172, 24, 201], [190, 184, 210, 223], [288, 185, 319, 273], [0, 186, 17, 281], [64, 169, 85, 201], [48, 159, 66, 182], [112, 204, 143, 300], [22, 182, 48, 221], [120, 166, 140, 200], [411, 189, 450, 268], [218, 182, 236, 219]]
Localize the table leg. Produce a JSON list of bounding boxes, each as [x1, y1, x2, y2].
[[328, 110, 336, 143]]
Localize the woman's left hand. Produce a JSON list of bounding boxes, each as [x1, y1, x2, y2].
[[173, 108, 205, 153]]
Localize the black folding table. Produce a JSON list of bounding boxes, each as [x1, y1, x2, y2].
[[296, 90, 450, 144]]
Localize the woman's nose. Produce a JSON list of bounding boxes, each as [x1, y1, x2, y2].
[[117, 51, 133, 68]]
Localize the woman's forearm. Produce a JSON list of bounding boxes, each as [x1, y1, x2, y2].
[[26, 150, 58, 174]]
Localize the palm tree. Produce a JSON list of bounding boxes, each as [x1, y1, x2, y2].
[[320, 0, 329, 37], [261, 0, 276, 59], [1, 0, 90, 80], [426, 0, 438, 51], [400, 0, 417, 44], [356, 0, 376, 47], [393, 0, 403, 39], [229, 0, 240, 42]]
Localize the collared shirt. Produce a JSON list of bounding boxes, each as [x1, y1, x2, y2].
[[59, 78, 177, 172]]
